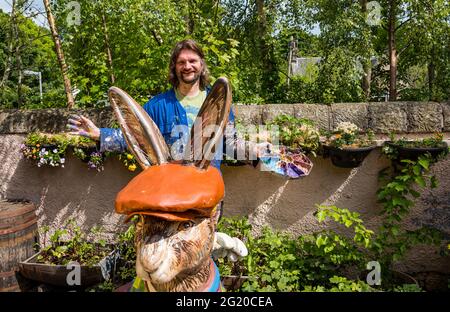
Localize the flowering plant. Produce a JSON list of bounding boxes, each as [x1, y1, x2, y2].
[[118, 152, 138, 172], [269, 115, 321, 156], [327, 122, 374, 149], [21, 144, 66, 168], [21, 132, 68, 167], [87, 151, 105, 172]]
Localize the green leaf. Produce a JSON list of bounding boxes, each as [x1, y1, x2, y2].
[[418, 159, 429, 170], [414, 176, 426, 187]]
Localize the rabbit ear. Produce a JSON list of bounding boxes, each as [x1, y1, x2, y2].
[[108, 87, 170, 169], [188, 77, 232, 169]]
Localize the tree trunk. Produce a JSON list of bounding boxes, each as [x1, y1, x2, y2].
[[101, 13, 115, 84], [428, 46, 435, 101], [360, 0, 372, 100], [15, 45, 23, 107], [0, 0, 17, 89], [185, 1, 195, 35], [388, 0, 397, 101], [43, 0, 75, 108]]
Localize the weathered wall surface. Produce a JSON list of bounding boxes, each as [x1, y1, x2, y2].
[[1, 102, 449, 289]]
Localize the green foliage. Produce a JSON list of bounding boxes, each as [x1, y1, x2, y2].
[[387, 133, 447, 149], [217, 209, 374, 292], [269, 114, 320, 156], [375, 155, 444, 266], [303, 276, 377, 292], [37, 220, 110, 266], [2, 1, 449, 107], [115, 219, 137, 283], [392, 283, 424, 292], [326, 122, 375, 149]]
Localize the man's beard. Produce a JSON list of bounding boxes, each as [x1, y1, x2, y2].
[[178, 71, 201, 85]]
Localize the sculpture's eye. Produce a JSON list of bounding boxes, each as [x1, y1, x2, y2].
[[178, 221, 194, 231]]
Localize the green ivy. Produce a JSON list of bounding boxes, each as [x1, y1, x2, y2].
[[375, 154, 444, 268]]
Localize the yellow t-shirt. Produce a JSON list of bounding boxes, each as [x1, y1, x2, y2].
[[175, 88, 207, 131]]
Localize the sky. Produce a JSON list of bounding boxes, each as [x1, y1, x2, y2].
[[0, 0, 48, 27]]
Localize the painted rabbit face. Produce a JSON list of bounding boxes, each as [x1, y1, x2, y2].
[[135, 215, 216, 285]]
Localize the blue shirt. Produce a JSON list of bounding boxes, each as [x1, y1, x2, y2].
[[99, 88, 235, 170]]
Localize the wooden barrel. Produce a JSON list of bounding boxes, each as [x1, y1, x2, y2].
[[0, 200, 38, 292]]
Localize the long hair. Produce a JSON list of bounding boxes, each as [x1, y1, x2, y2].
[[168, 39, 210, 89]]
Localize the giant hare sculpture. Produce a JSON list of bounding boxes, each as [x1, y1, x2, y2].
[[108, 78, 232, 292]]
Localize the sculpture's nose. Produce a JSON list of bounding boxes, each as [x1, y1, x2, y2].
[[140, 235, 165, 271]]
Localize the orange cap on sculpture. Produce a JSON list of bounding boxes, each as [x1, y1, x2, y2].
[[115, 163, 224, 221]]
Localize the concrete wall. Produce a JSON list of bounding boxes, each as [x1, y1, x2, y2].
[[1, 102, 449, 289]]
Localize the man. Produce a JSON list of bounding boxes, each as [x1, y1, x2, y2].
[[68, 39, 269, 168], [67, 39, 270, 263]]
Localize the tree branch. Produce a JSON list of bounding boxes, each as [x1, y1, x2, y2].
[[395, 17, 411, 32], [398, 39, 413, 57]]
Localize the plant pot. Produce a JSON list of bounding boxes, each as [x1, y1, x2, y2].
[[18, 249, 119, 289], [222, 159, 247, 167], [220, 275, 249, 291], [385, 141, 448, 161], [324, 145, 377, 168]]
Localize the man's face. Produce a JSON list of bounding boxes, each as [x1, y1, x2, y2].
[[175, 49, 203, 86]]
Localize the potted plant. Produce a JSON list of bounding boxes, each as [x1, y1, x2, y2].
[[118, 152, 138, 172], [323, 122, 376, 168], [269, 114, 321, 156], [19, 220, 118, 289], [383, 133, 448, 163], [21, 132, 68, 168], [70, 136, 97, 162]]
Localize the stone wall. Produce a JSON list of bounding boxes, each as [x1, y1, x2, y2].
[[1, 102, 449, 290], [235, 101, 450, 133], [1, 101, 449, 134]]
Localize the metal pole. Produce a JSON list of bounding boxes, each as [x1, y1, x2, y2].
[[287, 36, 293, 88], [38, 72, 43, 103]]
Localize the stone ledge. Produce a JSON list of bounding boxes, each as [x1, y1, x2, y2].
[[1, 101, 448, 134], [0, 108, 114, 134]]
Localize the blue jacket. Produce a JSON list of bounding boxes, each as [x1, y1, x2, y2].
[[99, 88, 235, 170]]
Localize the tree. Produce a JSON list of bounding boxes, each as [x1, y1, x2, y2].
[[43, 0, 75, 108]]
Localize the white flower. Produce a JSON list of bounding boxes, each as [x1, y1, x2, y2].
[[53, 149, 58, 153], [60, 158, 65, 164], [336, 122, 359, 135]]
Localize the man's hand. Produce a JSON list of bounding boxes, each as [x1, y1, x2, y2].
[[67, 114, 100, 141], [212, 232, 248, 262]]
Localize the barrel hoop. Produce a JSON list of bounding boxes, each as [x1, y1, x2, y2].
[[0, 284, 20, 292], [0, 203, 35, 219], [0, 230, 36, 248], [0, 270, 16, 278], [0, 218, 37, 235], [0, 213, 37, 231]]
